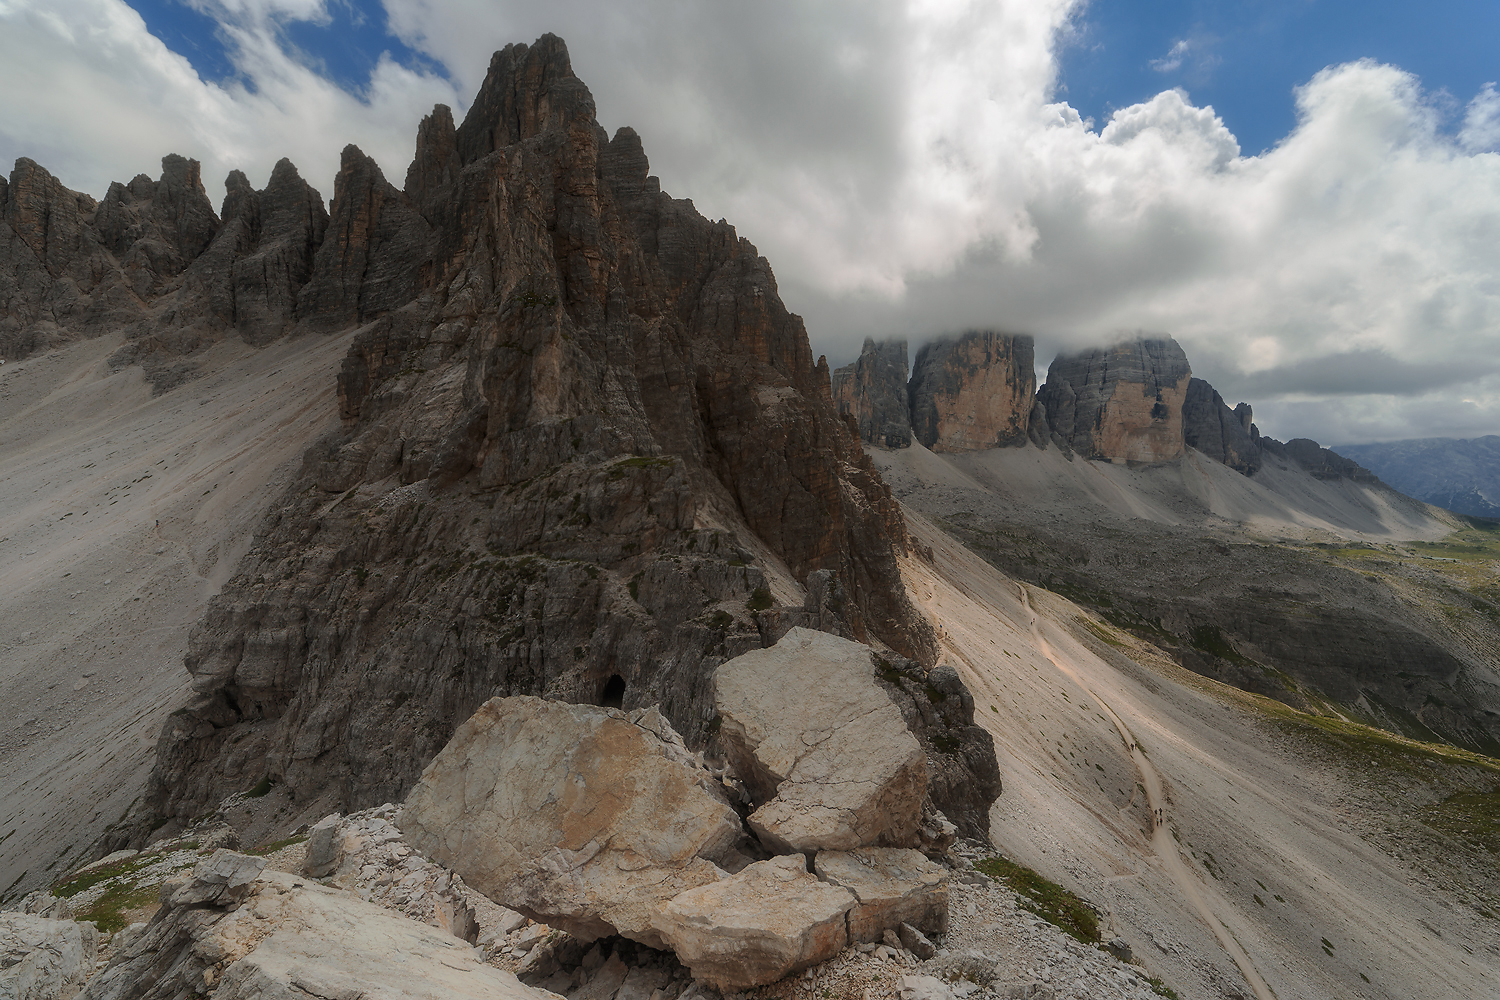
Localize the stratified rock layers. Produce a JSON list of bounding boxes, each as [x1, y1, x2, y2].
[[142, 34, 937, 834], [909, 332, 1035, 452], [1182, 377, 1260, 475], [832, 338, 912, 448], [1037, 337, 1191, 463]]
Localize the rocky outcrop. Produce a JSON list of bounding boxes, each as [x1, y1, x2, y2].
[[1267, 436, 1380, 482], [399, 697, 742, 946], [78, 852, 557, 1000], [0, 152, 329, 370], [141, 33, 937, 835], [812, 848, 948, 944], [832, 337, 912, 448], [0, 912, 98, 1000], [654, 855, 855, 989], [1182, 377, 1260, 474], [1037, 337, 1191, 464], [94, 154, 220, 299], [869, 655, 1001, 843], [0, 158, 142, 358], [715, 628, 928, 853], [909, 331, 1035, 452]]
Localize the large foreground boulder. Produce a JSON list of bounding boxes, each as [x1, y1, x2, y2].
[[0, 912, 98, 1000], [654, 855, 854, 989], [715, 628, 927, 853], [80, 851, 553, 1000], [399, 698, 742, 946], [813, 848, 948, 943]]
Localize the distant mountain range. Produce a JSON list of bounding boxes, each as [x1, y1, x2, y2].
[[1333, 436, 1500, 518]]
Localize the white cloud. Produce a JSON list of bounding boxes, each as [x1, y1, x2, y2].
[[1150, 39, 1190, 73], [2, 0, 1499, 443], [0, 0, 457, 205], [1459, 82, 1500, 152]]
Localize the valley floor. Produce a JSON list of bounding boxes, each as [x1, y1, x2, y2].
[[902, 510, 1499, 999]]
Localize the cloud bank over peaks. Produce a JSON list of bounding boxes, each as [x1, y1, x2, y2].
[[0, 0, 1498, 442]]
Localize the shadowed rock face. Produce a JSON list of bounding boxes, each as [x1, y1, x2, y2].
[[140, 34, 939, 835], [1037, 337, 1191, 464], [1182, 377, 1261, 475], [0, 153, 329, 380], [909, 331, 1035, 452], [832, 338, 912, 448]]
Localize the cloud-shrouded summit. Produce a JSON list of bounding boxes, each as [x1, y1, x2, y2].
[[2, 0, 1499, 443]]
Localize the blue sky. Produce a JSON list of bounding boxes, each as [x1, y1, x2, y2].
[[1058, 0, 1500, 154]]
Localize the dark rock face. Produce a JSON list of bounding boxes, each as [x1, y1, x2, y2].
[[0, 152, 329, 372], [1182, 377, 1261, 474], [871, 654, 1002, 841], [1263, 436, 1379, 482], [908, 331, 1035, 452], [141, 34, 943, 833], [94, 154, 220, 298], [832, 338, 912, 448], [1037, 337, 1191, 464], [0, 158, 143, 358], [296, 146, 432, 332]]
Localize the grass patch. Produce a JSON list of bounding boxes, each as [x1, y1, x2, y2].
[[1078, 617, 1130, 649], [1416, 786, 1500, 852], [76, 881, 157, 933], [975, 856, 1100, 943], [51, 854, 158, 898], [248, 835, 308, 857], [1146, 977, 1180, 999], [747, 586, 773, 612]]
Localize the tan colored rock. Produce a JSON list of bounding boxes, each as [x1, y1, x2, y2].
[[1036, 337, 1192, 464], [909, 332, 1036, 453], [715, 627, 927, 852], [398, 696, 742, 945], [654, 855, 855, 989], [80, 860, 555, 1000], [813, 848, 949, 943]]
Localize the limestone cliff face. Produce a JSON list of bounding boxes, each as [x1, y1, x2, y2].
[[140, 35, 959, 837], [1036, 337, 1191, 464], [1182, 377, 1260, 475], [0, 153, 329, 376], [908, 331, 1035, 452], [831, 338, 912, 448]]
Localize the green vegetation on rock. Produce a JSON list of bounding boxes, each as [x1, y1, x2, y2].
[[975, 856, 1100, 943]]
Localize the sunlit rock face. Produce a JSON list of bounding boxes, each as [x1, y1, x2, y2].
[[1037, 337, 1192, 464], [908, 331, 1035, 453]]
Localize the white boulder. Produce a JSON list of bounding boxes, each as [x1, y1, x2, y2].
[[714, 627, 927, 852], [399, 697, 743, 945]]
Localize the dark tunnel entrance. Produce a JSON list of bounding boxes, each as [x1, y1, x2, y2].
[[600, 674, 626, 709]]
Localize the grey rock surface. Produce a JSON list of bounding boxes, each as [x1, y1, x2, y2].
[[653, 854, 855, 989], [909, 332, 1035, 452], [812, 847, 947, 943], [1037, 337, 1191, 463], [714, 628, 927, 853], [832, 337, 912, 448], [78, 857, 558, 1000], [0, 912, 98, 1000], [399, 696, 742, 946]]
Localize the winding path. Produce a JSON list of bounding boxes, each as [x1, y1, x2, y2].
[[1015, 584, 1278, 1000]]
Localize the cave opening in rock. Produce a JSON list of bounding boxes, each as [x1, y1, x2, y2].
[[600, 674, 626, 709]]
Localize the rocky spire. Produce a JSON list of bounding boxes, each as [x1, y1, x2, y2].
[[909, 331, 1035, 452], [453, 34, 596, 164]]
